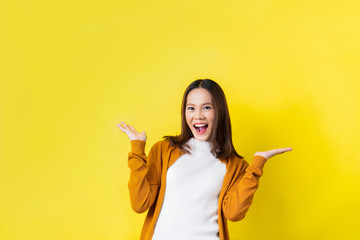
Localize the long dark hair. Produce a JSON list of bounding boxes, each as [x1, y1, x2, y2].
[[163, 79, 243, 160]]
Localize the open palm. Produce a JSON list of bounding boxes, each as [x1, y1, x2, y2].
[[254, 147, 293, 160], [116, 121, 147, 141]]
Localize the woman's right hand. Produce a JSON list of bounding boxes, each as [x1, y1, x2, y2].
[[116, 121, 147, 142]]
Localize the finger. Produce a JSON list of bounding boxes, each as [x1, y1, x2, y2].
[[117, 122, 132, 134], [121, 121, 130, 129], [280, 147, 293, 152], [116, 123, 125, 131], [129, 125, 140, 134], [117, 122, 125, 129], [117, 125, 130, 134], [277, 147, 293, 154]]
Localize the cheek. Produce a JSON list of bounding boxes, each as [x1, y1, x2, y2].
[[185, 113, 192, 125], [208, 111, 215, 124]]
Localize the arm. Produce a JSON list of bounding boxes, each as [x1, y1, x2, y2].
[[116, 121, 160, 213], [128, 140, 161, 213], [222, 155, 267, 221], [222, 146, 293, 221]]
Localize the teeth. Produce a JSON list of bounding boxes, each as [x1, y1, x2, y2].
[[194, 124, 207, 127]]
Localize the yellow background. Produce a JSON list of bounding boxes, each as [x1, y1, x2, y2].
[[1, 0, 359, 239]]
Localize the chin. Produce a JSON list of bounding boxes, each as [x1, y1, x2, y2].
[[194, 135, 209, 141]]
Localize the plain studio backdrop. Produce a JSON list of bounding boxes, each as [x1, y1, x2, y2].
[[0, 0, 359, 239]]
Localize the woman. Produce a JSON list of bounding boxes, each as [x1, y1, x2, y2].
[[117, 79, 292, 240]]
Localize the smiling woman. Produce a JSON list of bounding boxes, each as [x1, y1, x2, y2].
[[116, 79, 292, 240], [163, 79, 243, 160]]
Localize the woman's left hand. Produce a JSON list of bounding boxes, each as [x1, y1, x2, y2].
[[254, 147, 293, 160]]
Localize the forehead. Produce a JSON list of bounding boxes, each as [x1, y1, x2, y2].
[[186, 88, 213, 104]]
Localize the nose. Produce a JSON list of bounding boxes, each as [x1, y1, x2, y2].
[[195, 109, 204, 120]]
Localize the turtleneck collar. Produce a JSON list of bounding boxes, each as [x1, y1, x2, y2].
[[187, 137, 212, 152]]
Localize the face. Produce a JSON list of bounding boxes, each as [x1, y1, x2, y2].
[[185, 88, 215, 141]]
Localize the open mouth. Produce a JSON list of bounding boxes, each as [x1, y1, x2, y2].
[[194, 124, 208, 134]]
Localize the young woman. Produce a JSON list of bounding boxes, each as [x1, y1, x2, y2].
[[117, 79, 292, 240]]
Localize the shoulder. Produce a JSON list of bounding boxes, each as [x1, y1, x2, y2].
[[227, 155, 249, 172], [152, 139, 170, 147], [148, 139, 181, 167], [149, 139, 174, 152]]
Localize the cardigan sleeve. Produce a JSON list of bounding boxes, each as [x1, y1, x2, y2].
[[127, 140, 161, 213], [222, 155, 267, 221]]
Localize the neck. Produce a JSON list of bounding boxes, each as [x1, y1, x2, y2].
[[187, 137, 211, 152]]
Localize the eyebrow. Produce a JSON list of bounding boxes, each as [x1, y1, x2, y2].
[[186, 102, 213, 106]]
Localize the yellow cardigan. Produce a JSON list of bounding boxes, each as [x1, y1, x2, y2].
[[127, 139, 267, 240]]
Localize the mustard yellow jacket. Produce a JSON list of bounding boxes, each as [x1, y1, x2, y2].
[[128, 139, 267, 240]]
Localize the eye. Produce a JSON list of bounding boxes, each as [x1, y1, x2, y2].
[[187, 107, 194, 111], [203, 106, 211, 110]]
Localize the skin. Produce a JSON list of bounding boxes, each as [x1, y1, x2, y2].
[[117, 88, 293, 160], [185, 88, 215, 142]]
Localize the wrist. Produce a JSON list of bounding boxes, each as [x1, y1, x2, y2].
[[130, 140, 146, 154], [251, 155, 267, 169]]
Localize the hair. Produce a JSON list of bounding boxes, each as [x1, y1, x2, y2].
[[163, 79, 243, 160]]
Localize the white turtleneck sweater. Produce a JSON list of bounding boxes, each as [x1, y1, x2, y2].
[[152, 137, 227, 240]]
